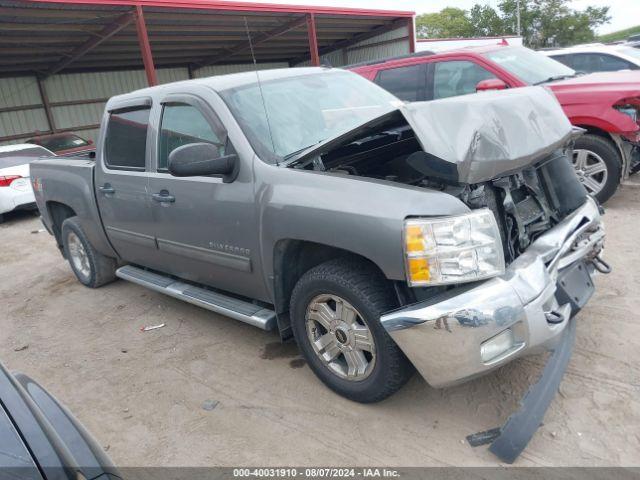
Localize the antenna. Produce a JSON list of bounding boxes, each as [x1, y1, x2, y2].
[[244, 17, 278, 164]]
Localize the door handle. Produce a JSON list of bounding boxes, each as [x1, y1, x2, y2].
[[99, 184, 115, 194], [152, 191, 175, 203]]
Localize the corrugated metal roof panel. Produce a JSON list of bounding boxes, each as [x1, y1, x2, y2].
[[352, 25, 409, 48], [0, 109, 49, 137], [194, 62, 288, 78], [0, 76, 42, 108], [44, 70, 149, 102], [43, 67, 191, 104], [346, 41, 409, 65], [157, 67, 190, 84], [52, 103, 106, 130]]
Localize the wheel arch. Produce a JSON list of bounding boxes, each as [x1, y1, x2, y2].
[[271, 239, 396, 339], [46, 201, 77, 254]]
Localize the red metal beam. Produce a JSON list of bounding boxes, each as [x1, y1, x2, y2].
[[134, 5, 158, 86], [46, 11, 135, 75], [194, 15, 307, 67], [36, 76, 57, 133], [307, 13, 320, 66], [26, 0, 414, 18], [408, 17, 416, 53]]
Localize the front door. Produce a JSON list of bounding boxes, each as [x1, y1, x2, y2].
[[147, 93, 264, 300], [94, 100, 158, 267]]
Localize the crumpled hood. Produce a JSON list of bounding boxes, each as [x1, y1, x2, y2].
[[401, 86, 573, 183], [290, 85, 573, 185]]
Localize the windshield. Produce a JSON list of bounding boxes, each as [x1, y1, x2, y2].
[[219, 70, 399, 162], [617, 46, 640, 62], [483, 46, 576, 85]]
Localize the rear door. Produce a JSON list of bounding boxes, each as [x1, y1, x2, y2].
[[94, 98, 158, 267]]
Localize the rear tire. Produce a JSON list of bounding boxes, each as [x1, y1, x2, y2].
[[573, 134, 621, 204], [61, 216, 117, 288], [290, 258, 413, 403]]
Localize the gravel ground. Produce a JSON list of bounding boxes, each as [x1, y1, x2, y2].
[[1, 183, 639, 467]]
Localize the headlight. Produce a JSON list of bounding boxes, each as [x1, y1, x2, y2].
[[403, 209, 505, 286]]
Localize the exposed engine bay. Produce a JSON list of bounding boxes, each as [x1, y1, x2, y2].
[[293, 121, 587, 264]]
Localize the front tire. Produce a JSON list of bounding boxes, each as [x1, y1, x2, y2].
[[61, 217, 117, 288], [572, 134, 621, 204], [290, 258, 413, 403]]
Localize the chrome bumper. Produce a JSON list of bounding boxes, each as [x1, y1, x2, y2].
[[381, 197, 605, 388]]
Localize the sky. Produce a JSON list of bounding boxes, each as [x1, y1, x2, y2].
[[249, 0, 640, 35]]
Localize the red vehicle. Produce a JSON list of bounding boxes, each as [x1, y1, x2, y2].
[[27, 132, 94, 156], [350, 45, 640, 203]]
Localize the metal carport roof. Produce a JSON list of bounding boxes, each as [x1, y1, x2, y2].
[[0, 0, 414, 81]]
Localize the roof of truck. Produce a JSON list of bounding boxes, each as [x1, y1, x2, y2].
[[106, 66, 338, 108]]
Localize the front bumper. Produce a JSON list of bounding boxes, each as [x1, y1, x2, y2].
[[381, 197, 605, 388]]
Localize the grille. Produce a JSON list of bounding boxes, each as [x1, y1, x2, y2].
[[486, 151, 587, 264]]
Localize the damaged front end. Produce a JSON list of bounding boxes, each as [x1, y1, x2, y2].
[[288, 85, 609, 462]]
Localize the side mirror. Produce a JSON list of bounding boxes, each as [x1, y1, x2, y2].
[[168, 142, 238, 182], [476, 78, 508, 92], [87, 139, 94, 145]]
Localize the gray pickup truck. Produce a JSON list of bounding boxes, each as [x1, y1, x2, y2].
[[31, 68, 607, 415]]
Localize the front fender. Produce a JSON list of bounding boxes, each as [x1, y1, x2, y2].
[[255, 162, 470, 291], [564, 107, 639, 135]]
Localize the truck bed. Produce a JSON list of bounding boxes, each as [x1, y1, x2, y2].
[[30, 157, 115, 258]]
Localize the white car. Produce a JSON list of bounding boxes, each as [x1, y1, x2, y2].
[[0, 144, 54, 223], [543, 43, 640, 74]]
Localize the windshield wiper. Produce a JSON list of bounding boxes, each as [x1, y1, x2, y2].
[[282, 141, 323, 163], [533, 74, 576, 85]]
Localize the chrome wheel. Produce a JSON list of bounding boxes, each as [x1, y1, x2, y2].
[[305, 294, 376, 381], [572, 149, 608, 196], [67, 231, 91, 279]]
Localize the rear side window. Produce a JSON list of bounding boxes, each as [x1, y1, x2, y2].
[[595, 54, 636, 71], [158, 103, 225, 171], [104, 107, 150, 170], [433, 60, 496, 100], [375, 64, 426, 102]]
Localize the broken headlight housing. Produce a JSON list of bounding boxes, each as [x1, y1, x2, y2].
[[614, 100, 640, 125], [404, 209, 505, 286]]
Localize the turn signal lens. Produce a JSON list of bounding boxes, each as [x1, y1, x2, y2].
[[408, 257, 430, 282], [403, 209, 505, 286]]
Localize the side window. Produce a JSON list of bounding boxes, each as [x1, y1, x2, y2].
[[565, 54, 592, 73], [374, 64, 426, 102], [433, 61, 496, 100], [595, 54, 636, 72], [551, 54, 575, 69], [104, 107, 150, 170], [158, 103, 225, 171]]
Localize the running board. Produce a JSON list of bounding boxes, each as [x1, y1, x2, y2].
[[116, 265, 276, 331]]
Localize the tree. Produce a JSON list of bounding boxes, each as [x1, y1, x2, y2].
[[469, 5, 505, 37], [498, 0, 610, 48], [416, 0, 610, 48], [415, 7, 474, 38]]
